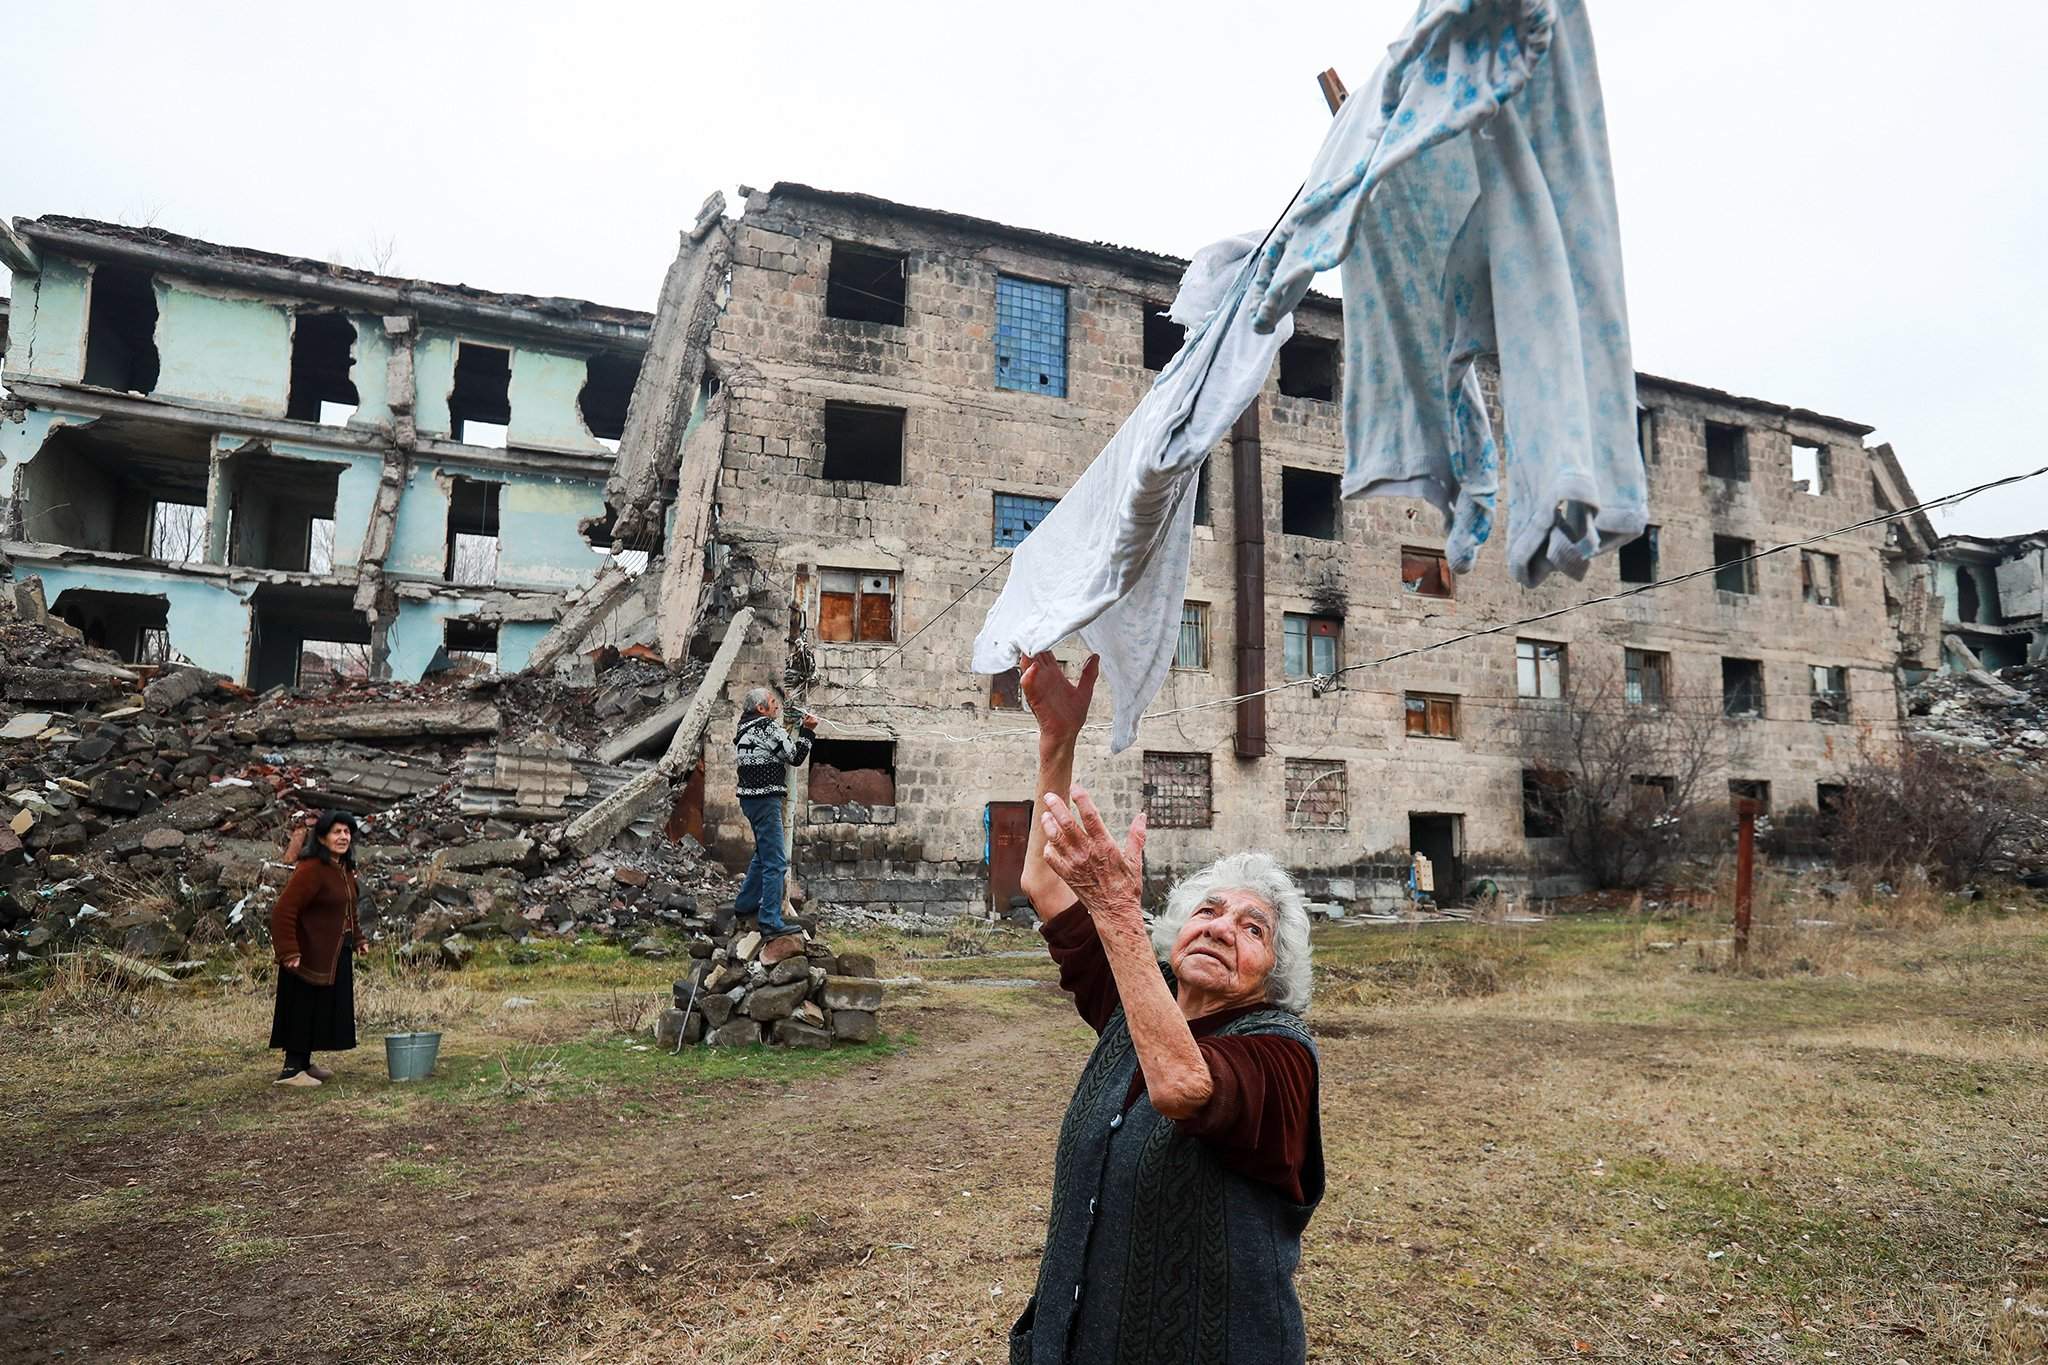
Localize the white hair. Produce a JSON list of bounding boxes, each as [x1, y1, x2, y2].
[[1149, 851, 1313, 1015], [741, 685, 777, 715]]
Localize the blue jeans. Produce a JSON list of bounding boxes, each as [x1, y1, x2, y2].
[[735, 795, 790, 935]]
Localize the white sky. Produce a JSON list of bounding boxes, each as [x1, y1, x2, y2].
[[6, 0, 2045, 535]]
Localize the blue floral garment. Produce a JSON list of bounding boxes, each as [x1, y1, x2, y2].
[[1251, 0, 1644, 586]]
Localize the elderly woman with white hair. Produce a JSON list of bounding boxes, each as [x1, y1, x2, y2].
[[1009, 652, 1324, 1365]]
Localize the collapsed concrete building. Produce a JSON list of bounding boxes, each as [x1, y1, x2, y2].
[[1, 186, 1939, 915], [1933, 531, 2048, 672]]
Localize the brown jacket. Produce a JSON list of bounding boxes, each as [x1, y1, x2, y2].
[[271, 857, 361, 986]]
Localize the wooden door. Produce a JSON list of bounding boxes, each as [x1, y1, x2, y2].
[[988, 801, 1034, 916]]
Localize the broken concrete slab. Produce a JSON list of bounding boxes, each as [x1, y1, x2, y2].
[[142, 666, 222, 712], [0, 713, 53, 740], [238, 701, 501, 743], [4, 668, 116, 706], [521, 564, 639, 678], [431, 837, 535, 872]]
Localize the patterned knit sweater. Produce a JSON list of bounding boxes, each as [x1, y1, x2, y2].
[[734, 712, 812, 798]]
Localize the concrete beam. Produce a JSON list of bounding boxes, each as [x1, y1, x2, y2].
[[654, 390, 729, 664], [0, 219, 40, 275], [520, 563, 638, 676]]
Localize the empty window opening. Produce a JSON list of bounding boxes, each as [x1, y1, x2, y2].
[[446, 477, 502, 585], [50, 589, 171, 665], [1285, 758, 1347, 830], [1705, 421, 1749, 480], [822, 402, 906, 484], [449, 342, 512, 446], [1516, 639, 1566, 699], [83, 263, 160, 394], [1176, 602, 1210, 671], [818, 568, 897, 643], [1791, 438, 1831, 494], [1142, 301, 1185, 372], [1522, 768, 1570, 839], [148, 500, 208, 563], [1722, 657, 1765, 717], [1283, 612, 1342, 680], [223, 450, 344, 572], [251, 582, 370, 692], [826, 241, 908, 326], [1281, 467, 1341, 539], [1629, 774, 1675, 811], [995, 275, 1068, 397], [298, 640, 373, 688], [989, 667, 1022, 710], [1728, 779, 1771, 814], [1625, 648, 1669, 707], [992, 491, 1056, 548], [286, 312, 359, 425], [1637, 406, 1657, 465], [1143, 751, 1212, 829], [1956, 565, 1996, 624], [443, 618, 499, 675], [1816, 782, 1847, 830], [1278, 334, 1338, 401], [1401, 546, 1454, 598], [1193, 459, 1214, 526], [578, 350, 641, 445], [1810, 665, 1848, 723], [308, 518, 336, 575], [1404, 692, 1459, 739], [808, 739, 897, 808], [1713, 535, 1756, 594], [1619, 525, 1659, 584], [1801, 550, 1840, 607]]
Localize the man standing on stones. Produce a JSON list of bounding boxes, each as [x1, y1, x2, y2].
[[734, 685, 816, 965]]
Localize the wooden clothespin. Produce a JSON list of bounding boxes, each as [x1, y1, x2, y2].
[[1317, 68, 1349, 115]]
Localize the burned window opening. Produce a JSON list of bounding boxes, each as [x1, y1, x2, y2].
[[822, 402, 906, 485], [1705, 421, 1749, 480], [449, 342, 512, 446], [1619, 525, 1659, 584], [1281, 467, 1341, 539], [50, 589, 170, 665], [808, 739, 897, 808], [1278, 334, 1337, 401], [446, 477, 502, 585], [578, 351, 641, 445], [1141, 301, 1185, 372], [1722, 657, 1764, 717], [286, 312, 360, 425], [1713, 535, 1756, 595], [83, 263, 160, 394], [826, 242, 908, 326], [443, 618, 500, 675]]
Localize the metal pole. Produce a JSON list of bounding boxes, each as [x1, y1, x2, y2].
[[1734, 798, 1757, 965]]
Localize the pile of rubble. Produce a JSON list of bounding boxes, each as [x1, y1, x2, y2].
[[0, 597, 740, 969], [1905, 659, 2048, 769], [656, 919, 885, 1049]]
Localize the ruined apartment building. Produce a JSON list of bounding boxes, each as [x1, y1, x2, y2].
[[0, 191, 1935, 913], [0, 217, 653, 686], [1934, 531, 2048, 671]]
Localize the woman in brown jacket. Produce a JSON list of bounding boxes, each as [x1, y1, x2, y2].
[[269, 811, 366, 1087]]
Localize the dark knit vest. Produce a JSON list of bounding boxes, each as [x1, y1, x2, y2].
[[1011, 1006, 1324, 1365]]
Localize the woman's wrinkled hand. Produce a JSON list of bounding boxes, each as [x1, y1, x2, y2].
[[1021, 652, 1099, 752], [1041, 786, 1147, 921], [283, 954, 302, 971]]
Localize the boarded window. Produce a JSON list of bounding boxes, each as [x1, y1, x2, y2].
[[995, 275, 1068, 397], [822, 402, 906, 484], [1713, 535, 1756, 594], [1722, 657, 1764, 716], [1282, 613, 1342, 680], [989, 667, 1022, 710], [1142, 301, 1185, 371], [1810, 665, 1848, 723], [1143, 751, 1212, 829], [1728, 778, 1771, 814], [1285, 758, 1347, 830], [826, 241, 908, 326], [1176, 602, 1210, 671], [818, 568, 898, 644], [445, 477, 501, 585], [1522, 768, 1570, 838], [1619, 525, 1659, 584], [1516, 639, 1565, 699], [993, 492, 1058, 548], [449, 342, 512, 446], [1401, 547, 1453, 598], [1791, 438, 1831, 494], [1278, 334, 1337, 401], [1281, 467, 1341, 539], [1625, 648, 1669, 706], [1801, 550, 1840, 606], [808, 739, 897, 807], [1403, 693, 1459, 739], [1705, 421, 1748, 480]]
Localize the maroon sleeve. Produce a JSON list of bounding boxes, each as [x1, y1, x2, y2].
[[1177, 1034, 1317, 1204], [1040, 905, 1120, 1034]]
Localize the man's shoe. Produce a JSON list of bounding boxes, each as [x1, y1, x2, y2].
[[274, 1071, 322, 1088], [760, 932, 807, 965], [306, 1064, 335, 1082]]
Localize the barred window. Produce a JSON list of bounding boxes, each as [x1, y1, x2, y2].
[[1143, 751, 1212, 829], [1625, 648, 1669, 707], [993, 492, 1058, 549], [1176, 602, 1210, 671], [995, 276, 1068, 398], [1285, 758, 1346, 830]]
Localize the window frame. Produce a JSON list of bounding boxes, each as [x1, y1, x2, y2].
[[1625, 648, 1670, 707], [817, 568, 900, 645], [992, 491, 1059, 549], [994, 274, 1069, 399], [1403, 691, 1460, 740], [1809, 665, 1849, 723], [1712, 535, 1757, 595], [1282, 612, 1343, 681], [1801, 549, 1841, 607], [1516, 638, 1567, 700], [1401, 546, 1454, 599], [1175, 601, 1211, 672]]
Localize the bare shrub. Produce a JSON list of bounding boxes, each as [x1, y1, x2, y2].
[[1827, 741, 2048, 888]]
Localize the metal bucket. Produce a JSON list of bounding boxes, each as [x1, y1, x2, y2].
[[383, 1031, 442, 1082]]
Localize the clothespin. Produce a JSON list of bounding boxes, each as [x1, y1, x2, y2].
[[1317, 68, 1349, 115]]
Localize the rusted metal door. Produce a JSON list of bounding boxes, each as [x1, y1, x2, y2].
[[987, 801, 1034, 917]]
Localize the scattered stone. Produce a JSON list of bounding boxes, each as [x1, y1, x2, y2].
[[630, 936, 669, 958], [767, 954, 812, 986], [502, 996, 539, 1009], [707, 1019, 763, 1048], [831, 1009, 879, 1043], [772, 1018, 833, 1049], [141, 827, 187, 852], [614, 866, 650, 888], [732, 930, 762, 962], [701, 991, 739, 1027], [834, 952, 879, 979], [0, 712, 53, 740], [821, 976, 885, 1012], [439, 933, 477, 968]]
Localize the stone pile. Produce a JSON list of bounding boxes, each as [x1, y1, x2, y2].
[[1906, 661, 2048, 770], [656, 922, 885, 1049]]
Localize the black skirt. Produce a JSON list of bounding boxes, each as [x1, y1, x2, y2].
[[269, 935, 358, 1054]]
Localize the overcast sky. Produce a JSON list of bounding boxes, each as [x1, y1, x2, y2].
[[7, 0, 2045, 536]]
